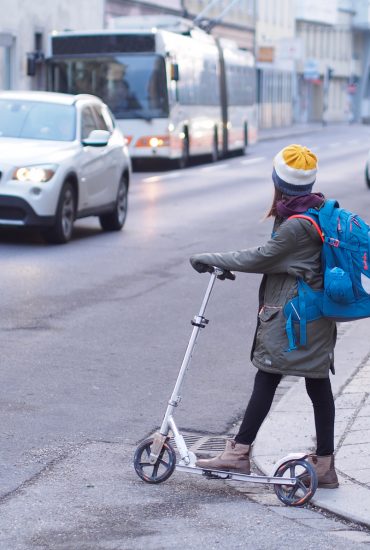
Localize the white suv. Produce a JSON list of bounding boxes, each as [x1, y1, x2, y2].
[[0, 91, 131, 243]]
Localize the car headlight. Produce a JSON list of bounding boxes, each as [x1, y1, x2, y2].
[[13, 164, 58, 183]]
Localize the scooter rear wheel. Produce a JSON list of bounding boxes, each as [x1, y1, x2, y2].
[[134, 438, 176, 484], [273, 458, 317, 507]]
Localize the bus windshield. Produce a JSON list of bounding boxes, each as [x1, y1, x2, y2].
[[50, 54, 169, 120]]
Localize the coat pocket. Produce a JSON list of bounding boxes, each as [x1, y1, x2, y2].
[[258, 305, 281, 322], [254, 305, 286, 365]]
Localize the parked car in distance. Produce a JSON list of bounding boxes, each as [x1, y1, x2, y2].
[[0, 91, 131, 243]]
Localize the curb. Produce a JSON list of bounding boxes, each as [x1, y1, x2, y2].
[[252, 317, 370, 526], [258, 125, 323, 142], [257, 122, 355, 143]]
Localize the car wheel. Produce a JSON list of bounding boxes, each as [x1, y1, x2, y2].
[[42, 182, 76, 244], [99, 174, 128, 231], [366, 164, 370, 189]]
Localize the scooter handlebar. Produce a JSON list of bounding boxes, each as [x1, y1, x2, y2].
[[212, 266, 236, 281]]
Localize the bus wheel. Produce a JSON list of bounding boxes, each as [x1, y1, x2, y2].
[[242, 122, 248, 156], [178, 133, 190, 169], [211, 130, 219, 162]]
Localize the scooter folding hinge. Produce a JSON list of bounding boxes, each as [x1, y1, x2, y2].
[[149, 432, 167, 464], [191, 315, 209, 328], [168, 396, 181, 407]]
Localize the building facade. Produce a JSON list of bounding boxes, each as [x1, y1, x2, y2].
[[255, 0, 296, 128], [295, 0, 358, 123], [352, 0, 370, 123], [105, 0, 183, 23], [0, 0, 104, 91]]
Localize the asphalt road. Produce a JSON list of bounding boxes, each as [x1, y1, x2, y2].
[[1, 124, 370, 548]]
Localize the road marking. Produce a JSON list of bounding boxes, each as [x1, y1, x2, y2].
[[200, 163, 229, 172], [143, 176, 161, 182], [143, 173, 181, 182], [160, 173, 181, 180], [240, 156, 265, 165]]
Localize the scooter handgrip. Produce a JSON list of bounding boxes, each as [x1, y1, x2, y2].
[[217, 269, 236, 281]]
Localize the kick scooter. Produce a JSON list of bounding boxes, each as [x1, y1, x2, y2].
[[134, 268, 318, 506]]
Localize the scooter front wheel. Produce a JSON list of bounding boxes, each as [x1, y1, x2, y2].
[[134, 438, 176, 484], [273, 458, 317, 507]]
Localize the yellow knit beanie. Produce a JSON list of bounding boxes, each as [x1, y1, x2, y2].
[[273, 144, 318, 196]]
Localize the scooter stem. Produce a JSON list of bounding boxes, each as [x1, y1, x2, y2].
[[159, 270, 220, 436]]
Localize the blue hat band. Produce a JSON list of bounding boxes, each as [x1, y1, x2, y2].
[[272, 168, 315, 196]]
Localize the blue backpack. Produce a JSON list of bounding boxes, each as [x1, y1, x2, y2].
[[284, 199, 370, 351]]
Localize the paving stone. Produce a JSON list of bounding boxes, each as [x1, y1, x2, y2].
[[356, 404, 370, 417], [354, 377, 370, 384], [249, 494, 282, 506], [343, 382, 368, 394], [351, 416, 370, 430], [340, 429, 370, 445], [342, 468, 370, 484], [337, 442, 370, 456], [335, 408, 356, 424], [332, 529, 370, 543], [296, 518, 350, 531], [334, 421, 350, 446], [270, 507, 323, 520], [335, 393, 364, 409], [336, 450, 370, 472]]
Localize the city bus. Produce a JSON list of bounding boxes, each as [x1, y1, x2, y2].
[[47, 16, 257, 167]]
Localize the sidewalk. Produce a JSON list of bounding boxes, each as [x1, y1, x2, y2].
[[252, 316, 370, 527], [258, 122, 331, 142]]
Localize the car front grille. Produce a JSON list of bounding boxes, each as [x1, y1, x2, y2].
[[0, 206, 25, 221]]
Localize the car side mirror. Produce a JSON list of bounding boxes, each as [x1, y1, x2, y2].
[[82, 129, 110, 147]]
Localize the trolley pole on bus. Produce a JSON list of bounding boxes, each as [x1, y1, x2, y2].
[[194, 0, 244, 31]]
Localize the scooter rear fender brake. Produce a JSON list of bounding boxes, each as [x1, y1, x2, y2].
[[270, 452, 308, 475]]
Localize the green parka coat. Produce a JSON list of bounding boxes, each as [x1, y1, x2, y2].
[[191, 215, 336, 378]]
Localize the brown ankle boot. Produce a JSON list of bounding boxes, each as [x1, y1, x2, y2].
[[196, 440, 251, 474], [307, 454, 339, 488]]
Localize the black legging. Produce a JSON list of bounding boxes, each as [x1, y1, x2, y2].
[[234, 369, 335, 456]]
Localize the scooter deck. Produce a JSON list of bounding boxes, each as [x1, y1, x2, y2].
[[176, 464, 296, 486]]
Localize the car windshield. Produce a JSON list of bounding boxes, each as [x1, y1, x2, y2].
[[50, 54, 169, 120], [0, 100, 76, 141]]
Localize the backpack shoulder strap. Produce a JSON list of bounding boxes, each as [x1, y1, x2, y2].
[[288, 214, 324, 243], [322, 198, 339, 211]]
